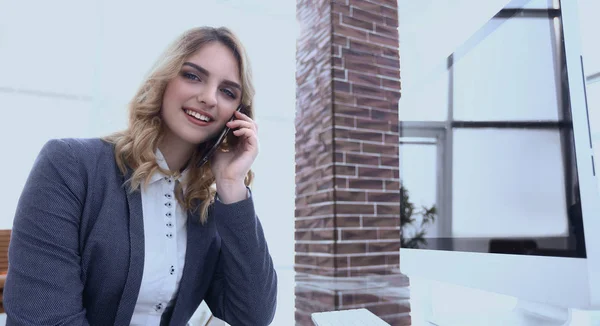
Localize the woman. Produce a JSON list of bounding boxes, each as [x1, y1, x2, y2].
[[4, 26, 277, 326]]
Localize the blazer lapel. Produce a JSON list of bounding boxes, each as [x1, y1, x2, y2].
[[114, 171, 146, 325]]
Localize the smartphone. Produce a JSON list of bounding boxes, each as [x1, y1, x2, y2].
[[197, 104, 243, 167]]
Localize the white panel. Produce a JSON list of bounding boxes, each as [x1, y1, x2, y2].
[[402, 248, 592, 308], [452, 129, 568, 237], [578, 0, 600, 75], [453, 18, 559, 121]]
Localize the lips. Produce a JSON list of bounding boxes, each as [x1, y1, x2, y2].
[[182, 107, 214, 122]]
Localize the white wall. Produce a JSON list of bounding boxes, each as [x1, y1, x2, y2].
[[0, 1, 296, 324]]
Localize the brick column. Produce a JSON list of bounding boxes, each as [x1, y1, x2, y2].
[[295, 0, 410, 325]]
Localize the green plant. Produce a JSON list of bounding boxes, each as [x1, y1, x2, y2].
[[400, 182, 437, 249]]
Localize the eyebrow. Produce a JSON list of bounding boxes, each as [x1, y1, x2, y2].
[[182, 62, 242, 91]]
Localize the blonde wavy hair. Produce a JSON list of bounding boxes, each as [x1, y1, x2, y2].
[[104, 26, 255, 223]]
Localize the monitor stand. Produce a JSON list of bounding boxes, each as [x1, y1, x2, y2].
[[428, 299, 571, 326]]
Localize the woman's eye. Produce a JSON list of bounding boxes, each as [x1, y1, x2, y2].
[[221, 89, 236, 99], [183, 72, 200, 81]]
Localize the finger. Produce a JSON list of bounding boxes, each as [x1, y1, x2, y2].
[[232, 128, 258, 150], [227, 119, 256, 132], [234, 110, 258, 130]]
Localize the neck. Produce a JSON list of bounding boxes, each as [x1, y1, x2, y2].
[[158, 132, 196, 173]]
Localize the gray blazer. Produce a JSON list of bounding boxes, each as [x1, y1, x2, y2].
[[4, 138, 277, 326]]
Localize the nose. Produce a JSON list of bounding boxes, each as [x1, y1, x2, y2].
[[196, 86, 218, 108]]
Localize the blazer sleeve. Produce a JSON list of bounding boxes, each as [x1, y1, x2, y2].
[[4, 139, 90, 326], [204, 195, 278, 326]]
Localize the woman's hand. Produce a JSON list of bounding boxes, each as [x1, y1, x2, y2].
[[211, 110, 258, 203]]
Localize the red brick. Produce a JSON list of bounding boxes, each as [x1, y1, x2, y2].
[[362, 143, 398, 155], [335, 104, 371, 118], [382, 47, 399, 58], [358, 167, 395, 178], [335, 190, 366, 202], [336, 242, 367, 254], [378, 229, 400, 240], [333, 68, 346, 79], [342, 15, 374, 30], [357, 97, 393, 110], [369, 241, 401, 253], [335, 115, 355, 129], [333, 34, 348, 46], [341, 293, 381, 305], [295, 217, 334, 229], [348, 178, 384, 190], [369, 32, 397, 47], [349, 0, 381, 13], [374, 110, 398, 122], [346, 153, 380, 165], [336, 216, 362, 227], [380, 5, 397, 18], [341, 229, 377, 240], [344, 51, 376, 66], [377, 65, 400, 79], [385, 17, 398, 28], [385, 180, 400, 190], [377, 204, 400, 215], [309, 243, 335, 254], [335, 140, 361, 152], [386, 254, 400, 265], [348, 71, 381, 87], [350, 39, 382, 55], [375, 23, 399, 39], [335, 164, 358, 176], [333, 56, 344, 69], [352, 7, 385, 24], [382, 78, 400, 89], [353, 84, 385, 97], [355, 118, 391, 132], [347, 129, 383, 142], [295, 203, 334, 218], [368, 302, 411, 315], [334, 24, 368, 40], [376, 55, 400, 68], [366, 191, 400, 203], [335, 91, 356, 105], [336, 203, 375, 214], [345, 61, 378, 75], [334, 80, 351, 93], [380, 156, 398, 167], [332, 2, 351, 15], [350, 255, 386, 267]]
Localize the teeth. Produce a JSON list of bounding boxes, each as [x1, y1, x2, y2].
[[185, 109, 210, 122]]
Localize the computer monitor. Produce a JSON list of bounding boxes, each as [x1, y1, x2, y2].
[[398, 0, 600, 324]]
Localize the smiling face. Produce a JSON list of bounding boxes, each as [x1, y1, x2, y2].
[[160, 41, 242, 148]]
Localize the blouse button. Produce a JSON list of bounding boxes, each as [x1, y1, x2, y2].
[[166, 222, 173, 228], [165, 193, 172, 199], [165, 202, 172, 208], [166, 233, 173, 238], [166, 212, 172, 217]]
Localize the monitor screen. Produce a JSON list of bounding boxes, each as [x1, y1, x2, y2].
[[399, 0, 587, 258]]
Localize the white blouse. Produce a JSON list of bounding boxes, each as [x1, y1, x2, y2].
[[130, 149, 189, 325]]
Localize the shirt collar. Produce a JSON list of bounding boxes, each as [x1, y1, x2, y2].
[[148, 148, 190, 185]]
